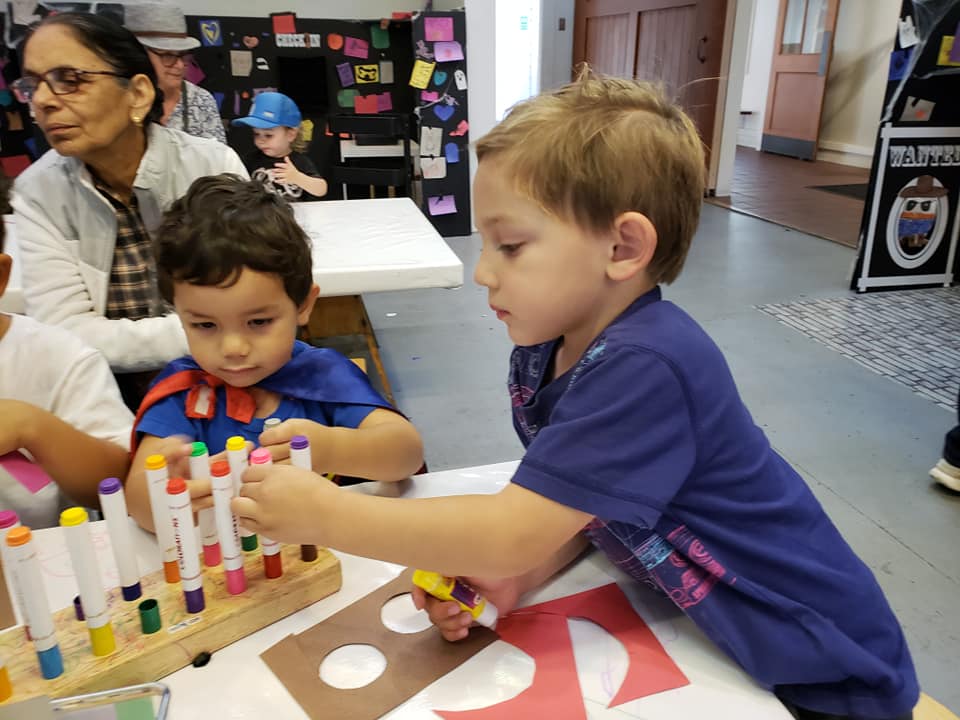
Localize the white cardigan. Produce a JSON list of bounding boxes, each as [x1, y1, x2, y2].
[[12, 124, 248, 372]]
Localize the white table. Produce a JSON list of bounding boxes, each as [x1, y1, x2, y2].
[[23, 463, 790, 720], [0, 198, 463, 314]]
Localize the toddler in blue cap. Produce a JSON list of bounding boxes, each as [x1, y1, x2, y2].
[[232, 92, 328, 201]]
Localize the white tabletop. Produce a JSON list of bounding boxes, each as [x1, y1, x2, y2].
[[0, 198, 463, 314], [22, 462, 789, 719]]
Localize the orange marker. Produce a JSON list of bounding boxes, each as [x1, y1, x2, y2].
[[145, 455, 181, 583]]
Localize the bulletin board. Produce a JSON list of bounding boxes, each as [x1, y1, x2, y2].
[[852, 0, 960, 291], [411, 11, 471, 237]]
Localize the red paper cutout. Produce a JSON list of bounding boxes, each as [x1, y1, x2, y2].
[[435, 583, 688, 720], [354, 94, 379, 114], [272, 13, 296, 35]]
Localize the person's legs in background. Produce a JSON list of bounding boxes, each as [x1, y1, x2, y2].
[[930, 384, 960, 491]]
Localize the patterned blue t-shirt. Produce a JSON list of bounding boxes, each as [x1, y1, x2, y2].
[[509, 287, 918, 719]]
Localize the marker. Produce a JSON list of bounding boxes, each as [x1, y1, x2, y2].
[[226, 437, 258, 551], [289, 435, 319, 563], [5, 527, 62, 678], [145, 455, 181, 583], [167, 477, 206, 613], [189, 442, 221, 567], [210, 460, 246, 595], [264, 417, 281, 431], [412, 570, 498, 629], [61, 508, 116, 656], [0, 510, 30, 637], [97, 478, 142, 601], [249, 449, 282, 579], [0, 655, 11, 701]]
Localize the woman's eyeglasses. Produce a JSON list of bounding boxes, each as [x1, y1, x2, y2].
[[11, 67, 128, 103], [147, 49, 191, 67]]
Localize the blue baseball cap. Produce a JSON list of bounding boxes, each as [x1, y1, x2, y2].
[[232, 92, 302, 129]]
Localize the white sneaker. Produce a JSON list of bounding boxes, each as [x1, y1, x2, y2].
[[929, 459, 960, 492]]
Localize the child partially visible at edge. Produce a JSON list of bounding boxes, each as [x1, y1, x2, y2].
[[232, 91, 328, 202], [0, 173, 132, 528], [124, 175, 422, 533], [232, 75, 919, 719]]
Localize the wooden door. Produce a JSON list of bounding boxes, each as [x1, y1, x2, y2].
[[761, 0, 840, 160], [573, 0, 728, 171]]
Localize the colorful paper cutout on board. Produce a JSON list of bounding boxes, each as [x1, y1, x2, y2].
[[212, 91, 224, 110], [183, 59, 205, 85], [0, 90, 12, 107], [409, 60, 436, 89], [230, 50, 253, 77], [234, 91, 241, 114], [377, 92, 393, 112], [937, 36, 960, 66], [243, 35, 259, 49], [434, 41, 465, 62], [421, 91, 440, 103], [336, 62, 355, 87], [434, 104, 455, 122], [428, 195, 457, 216], [344, 37, 370, 59], [379, 60, 395, 84], [444, 142, 460, 164], [0, 155, 31, 178], [421, 156, 447, 179], [355, 64, 380, 84], [450, 120, 469, 137], [371, 25, 390, 49], [337, 89, 359, 108], [900, 96, 935, 122], [889, 48, 911, 81], [327, 33, 344, 51], [198, 19, 222, 47], [425, 16, 454, 42], [256, 57, 269, 71], [420, 126, 443, 157], [354, 94, 379, 114], [434, 584, 689, 720], [416, 40, 435, 61], [433, 70, 448, 86], [952, 23, 960, 62], [301, 118, 315, 142], [897, 14, 919, 49], [271, 13, 296, 35], [455, 69, 468, 90], [0, 451, 53, 494]]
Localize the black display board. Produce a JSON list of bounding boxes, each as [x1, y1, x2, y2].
[[852, 0, 960, 291], [411, 10, 471, 237]]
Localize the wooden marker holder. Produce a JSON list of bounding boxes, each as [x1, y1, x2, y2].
[[0, 545, 341, 702]]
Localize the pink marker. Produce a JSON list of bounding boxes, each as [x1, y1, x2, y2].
[[249, 449, 282, 579], [166, 477, 205, 613], [210, 461, 246, 594]]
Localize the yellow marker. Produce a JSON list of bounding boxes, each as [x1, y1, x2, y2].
[[0, 656, 12, 701], [412, 570, 498, 628], [61, 508, 116, 656]]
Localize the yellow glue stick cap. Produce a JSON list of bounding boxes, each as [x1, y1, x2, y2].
[[60, 507, 89, 527], [89, 623, 116, 656]]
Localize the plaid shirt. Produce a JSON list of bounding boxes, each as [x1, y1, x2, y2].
[[96, 179, 166, 321]]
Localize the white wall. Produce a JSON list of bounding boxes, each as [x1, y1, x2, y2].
[[495, 0, 540, 120], [736, 0, 777, 150], [539, 0, 574, 90], [715, 0, 753, 196], [818, 0, 899, 166], [180, 1, 423, 18]]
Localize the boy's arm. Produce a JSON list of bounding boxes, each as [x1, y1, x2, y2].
[[125, 434, 194, 533], [0, 400, 130, 509], [234, 464, 592, 578], [260, 408, 424, 481]]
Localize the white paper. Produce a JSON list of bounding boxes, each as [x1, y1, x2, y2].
[[420, 126, 443, 157], [454, 69, 468, 90], [898, 15, 919, 49], [421, 157, 447, 179], [380, 60, 395, 84]]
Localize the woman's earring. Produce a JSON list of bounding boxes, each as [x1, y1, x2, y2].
[[132, 116, 143, 127]]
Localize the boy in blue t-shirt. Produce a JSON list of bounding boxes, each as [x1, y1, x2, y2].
[[232, 78, 919, 719], [124, 175, 423, 532]]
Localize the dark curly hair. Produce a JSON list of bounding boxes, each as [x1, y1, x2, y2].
[[155, 174, 314, 306]]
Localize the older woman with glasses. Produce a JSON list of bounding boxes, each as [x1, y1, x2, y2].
[[10, 12, 247, 408], [124, 2, 226, 143]]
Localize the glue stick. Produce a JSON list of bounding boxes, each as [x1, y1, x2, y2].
[[289, 435, 319, 563], [144, 454, 181, 583], [60, 507, 116, 656], [412, 570, 498, 628], [5, 527, 62, 679], [167, 477, 205, 613], [189, 442, 222, 567], [97, 478, 142, 601], [249, 449, 282, 579], [210, 460, 246, 595], [226, 436, 258, 551]]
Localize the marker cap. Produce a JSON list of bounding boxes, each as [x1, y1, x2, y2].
[[184, 587, 206, 614], [249, 448, 272, 465], [166, 477, 188, 495], [0, 510, 19, 529], [0, 662, 11, 701], [290, 435, 309, 451], [38, 645, 63, 679], [191, 441, 209, 457], [226, 436, 246, 452], [211, 460, 231, 477], [139, 598, 162, 634], [73, 595, 84, 621], [60, 507, 89, 527], [145, 454, 166, 471], [122, 582, 143, 602], [5, 526, 30, 547], [241, 535, 259, 551], [89, 622, 116, 656], [98, 477, 123, 495]]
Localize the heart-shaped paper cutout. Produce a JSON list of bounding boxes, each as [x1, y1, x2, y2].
[[434, 103, 454, 122], [328, 33, 344, 51], [242, 35, 259, 49], [433, 70, 448, 86], [200, 21, 220, 44]]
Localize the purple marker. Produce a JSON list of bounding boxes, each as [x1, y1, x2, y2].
[[97, 478, 143, 601], [166, 477, 205, 613]]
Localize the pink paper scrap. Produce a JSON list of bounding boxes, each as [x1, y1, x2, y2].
[[428, 195, 457, 216], [0, 451, 52, 494], [425, 17, 454, 42], [344, 37, 370, 59], [434, 41, 464, 63]]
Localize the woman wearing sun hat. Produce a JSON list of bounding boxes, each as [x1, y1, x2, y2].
[[125, 0, 225, 142]]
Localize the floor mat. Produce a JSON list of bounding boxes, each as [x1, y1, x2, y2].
[[807, 183, 869, 201], [758, 288, 959, 411]]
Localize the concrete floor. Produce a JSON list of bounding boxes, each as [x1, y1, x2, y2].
[[364, 203, 960, 712]]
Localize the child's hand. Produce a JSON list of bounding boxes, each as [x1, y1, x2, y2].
[[151, 436, 210, 510], [232, 462, 335, 544], [258, 418, 321, 464], [272, 156, 302, 187], [411, 576, 524, 641]]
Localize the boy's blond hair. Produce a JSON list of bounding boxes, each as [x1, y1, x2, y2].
[[475, 71, 705, 284]]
